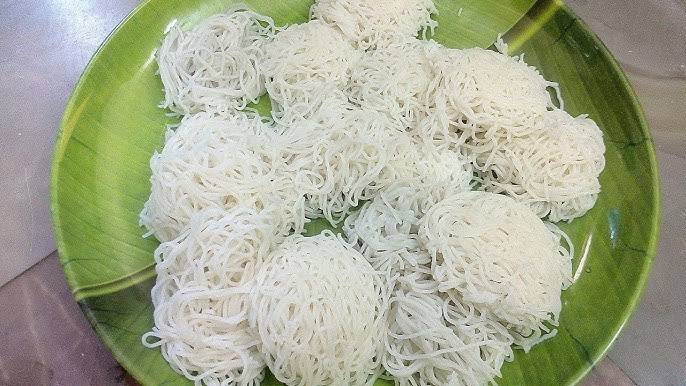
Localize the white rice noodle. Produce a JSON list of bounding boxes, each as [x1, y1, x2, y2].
[[342, 148, 474, 272], [481, 109, 606, 222], [259, 20, 361, 125], [279, 104, 397, 224], [142, 207, 279, 386], [342, 131, 475, 283], [376, 132, 475, 208], [421, 47, 561, 154], [346, 39, 441, 130], [419, 191, 573, 351], [383, 282, 514, 386], [249, 231, 386, 386], [343, 184, 429, 280], [139, 111, 306, 242], [310, 0, 438, 50], [157, 4, 277, 116]]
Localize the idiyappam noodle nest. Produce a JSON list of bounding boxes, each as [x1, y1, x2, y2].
[[141, 1, 605, 385]]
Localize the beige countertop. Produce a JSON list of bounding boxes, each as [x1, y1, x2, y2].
[[0, 0, 684, 384]]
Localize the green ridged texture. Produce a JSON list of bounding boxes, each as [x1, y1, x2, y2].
[[50, 0, 660, 385]]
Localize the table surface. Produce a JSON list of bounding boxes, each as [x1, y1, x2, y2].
[[1, 0, 684, 385]]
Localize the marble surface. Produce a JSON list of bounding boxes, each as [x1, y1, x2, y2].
[[0, 0, 684, 384]]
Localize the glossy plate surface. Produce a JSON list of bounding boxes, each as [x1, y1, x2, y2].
[[50, 0, 660, 384]]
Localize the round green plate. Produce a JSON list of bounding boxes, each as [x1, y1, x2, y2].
[[50, 0, 660, 384]]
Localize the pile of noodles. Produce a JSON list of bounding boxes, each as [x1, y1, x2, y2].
[[140, 1, 606, 385], [157, 3, 278, 116], [384, 279, 515, 385], [419, 191, 573, 351], [142, 207, 278, 386], [259, 20, 360, 125], [139, 111, 306, 243], [310, 0, 438, 49], [249, 231, 386, 386]]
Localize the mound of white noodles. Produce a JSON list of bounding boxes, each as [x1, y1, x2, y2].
[[249, 231, 385, 386], [421, 46, 560, 151], [384, 283, 515, 386], [259, 20, 361, 125], [142, 207, 278, 386], [419, 191, 573, 350], [481, 109, 606, 221], [278, 104, 399, 224], [344, 129, 475, 263], [157, 4, 277, 116], [419, 46, 604, 221], [139, 111, 306, 242], [310, 0, 438, 50], [346, 39, 440, 130], [343, 140, 473, 277]]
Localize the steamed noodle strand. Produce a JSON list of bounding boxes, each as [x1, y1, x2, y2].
[[422, 45, 560, 148], [259, 20, 361, 126], [383, 282, 514, 386], [278, 104, 395, 224], [346, 39, 441, 130], [420, 45, 604, 221]]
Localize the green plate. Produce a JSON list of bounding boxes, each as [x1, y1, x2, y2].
[[50, 0, 660, 384]]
